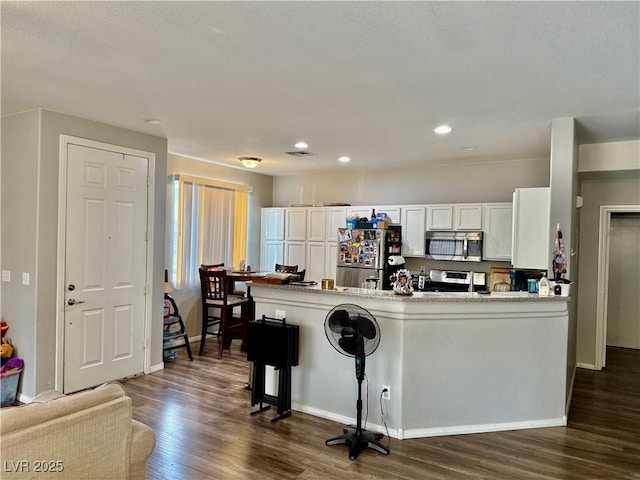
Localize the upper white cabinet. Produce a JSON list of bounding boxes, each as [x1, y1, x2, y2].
[[427, 204, 482, 230], [512, 188, 550, 269], [345, 206, 401, 224], [427, 205, 453, 230], [285, 241, 307, 269], [306, 242, 327, 281], [262, 208, 285, 241], [401, 206, 426, 256], [285, 208, 307, 241], [376, 206, 401, 224], [306, 208, 327, 242], [454, 204, 483, 230], [325, 207, 346, 242], [482, 203, 513, 261]]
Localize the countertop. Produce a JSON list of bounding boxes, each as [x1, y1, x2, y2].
[[249, 282, 569, 302]]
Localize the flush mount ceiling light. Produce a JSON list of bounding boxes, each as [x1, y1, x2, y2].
[[338, 156, 351, 163], [462, 146, 477, 151], [238, 156, 262, 169], [294, 141, 309, 149], [434, 125, 452, 135], [144, 118, 162, 125]]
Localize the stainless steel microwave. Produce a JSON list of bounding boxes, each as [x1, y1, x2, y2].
[[425, 231, 483, 262]]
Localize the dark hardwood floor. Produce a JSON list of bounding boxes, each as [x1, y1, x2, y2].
[[122, 345, 640, 480]]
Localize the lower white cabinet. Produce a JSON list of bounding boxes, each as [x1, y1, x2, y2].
[[285, 241, 306, 270], [401, 206, 426, 256], [512, 188, 550, 269], [306, 242, 327, 281], [261, 241, 284, 272], [482, 203, 513, 261], [325, 242, 338, 281]]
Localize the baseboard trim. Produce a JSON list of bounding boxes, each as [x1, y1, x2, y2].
[[577, 362, 598, 370], [401, 417, 567, 439], [148, 362, 165, 373], [291, 403, 565, 440], [292, 403, 399, 439]]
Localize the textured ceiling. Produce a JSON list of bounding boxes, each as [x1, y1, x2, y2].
[[2, 1, 639, 176]]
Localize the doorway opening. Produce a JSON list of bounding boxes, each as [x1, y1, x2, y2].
[[595, 205, 640, 370]]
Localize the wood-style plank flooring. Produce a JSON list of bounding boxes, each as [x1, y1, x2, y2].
[[122, 344, 640, 480]]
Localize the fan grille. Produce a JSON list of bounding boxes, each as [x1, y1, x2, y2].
[[324, 304, 380, 357]]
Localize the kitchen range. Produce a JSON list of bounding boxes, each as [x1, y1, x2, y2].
[[416, 269, 486, 292]]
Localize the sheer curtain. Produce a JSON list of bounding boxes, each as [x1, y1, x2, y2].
[[168, 177, 243, 290]]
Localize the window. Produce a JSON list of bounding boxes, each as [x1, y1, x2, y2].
[[167, 175, 250, 289]]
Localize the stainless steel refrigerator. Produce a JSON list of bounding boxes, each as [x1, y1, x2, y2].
[[336, 226, 402, 289]]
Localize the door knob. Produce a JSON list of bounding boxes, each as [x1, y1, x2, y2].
[[68, 284, 75, 291], [67, 298, 85, 306]]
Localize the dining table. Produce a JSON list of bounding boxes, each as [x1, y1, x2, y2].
[[223, 268, 268, 389]]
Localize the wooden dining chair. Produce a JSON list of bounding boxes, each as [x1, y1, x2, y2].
[[275, 263, 305, 281], [198, 267, 249, 358], [201, 263, 245, 296], [275, 263, 298, 273]]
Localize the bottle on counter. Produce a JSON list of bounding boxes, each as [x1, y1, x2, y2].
[[538, 274, 550, 296], [371, 209, 377, 228]]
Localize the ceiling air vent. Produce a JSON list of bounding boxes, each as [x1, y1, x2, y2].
[[285, 151, 316, 157]]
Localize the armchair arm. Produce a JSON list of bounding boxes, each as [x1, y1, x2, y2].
[[129, 419, 156, 480]]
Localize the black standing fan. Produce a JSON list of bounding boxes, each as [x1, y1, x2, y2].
[[324, 304, 390, 460]]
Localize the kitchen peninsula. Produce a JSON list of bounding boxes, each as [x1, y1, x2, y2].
[[250, 283, 570, 440]]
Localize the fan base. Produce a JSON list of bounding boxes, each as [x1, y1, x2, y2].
[[326, 427, 390, 460]]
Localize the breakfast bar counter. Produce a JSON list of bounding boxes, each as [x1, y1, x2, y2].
[[250, 283, 570, 440]]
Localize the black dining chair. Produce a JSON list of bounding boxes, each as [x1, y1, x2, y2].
[[198, 268, 249, 358], [275, 264, 305, 281]]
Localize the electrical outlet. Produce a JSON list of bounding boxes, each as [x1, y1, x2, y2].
[[22, 272, 30, 286], [382, 385, 390, 400], [275, 309, 286, 319]]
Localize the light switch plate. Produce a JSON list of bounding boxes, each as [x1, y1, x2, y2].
[[1, 270, 10, 282]]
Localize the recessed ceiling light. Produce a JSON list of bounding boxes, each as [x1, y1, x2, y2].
[[462, 146, 477, 151], [294, 141, 308, 149], [338, 156, 350, 163], [434, 125, 452, 135], [144, 118, 162, 125]]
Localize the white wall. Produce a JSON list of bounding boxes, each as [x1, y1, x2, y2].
[[274, 156, 550, 207], [1, 109, 168, 398], [576, 140, 640, 366]]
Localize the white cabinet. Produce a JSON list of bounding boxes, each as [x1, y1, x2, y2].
[[261, 241, 284, 272], [306, 242, 327, 282], [285, 241, 307, 269], [427, 205, 454, 230], [483, 203, 513, 261], [325, 242, 338, 280], [345, 206, 401, 224], [325, 207, 346, 241], [262, 208, 285, 241], [376, 206, 401, 224], [427, 204, 482, 230], [401, 206, 427, 257], [285, 208, 307, 241], [512, 188, 550, 269], [346, 206, 373, 221], [307, 208, 327, 242], [455, 204, 482, 230], [260, 208, 285, 271]]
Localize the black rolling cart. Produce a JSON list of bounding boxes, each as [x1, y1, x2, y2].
[[246, 315, 299, 422]]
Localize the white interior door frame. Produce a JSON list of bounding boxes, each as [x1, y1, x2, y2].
[[55, 135, 156, 391], [595, 204, 640, 370]]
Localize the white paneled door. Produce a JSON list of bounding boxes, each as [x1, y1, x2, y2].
[[63, 143, 148, 393]]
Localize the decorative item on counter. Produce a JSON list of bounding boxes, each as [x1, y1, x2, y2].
[[538, 274, 551, 296], [390, 268, 414, 296], [552, 223, 567, 280]]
